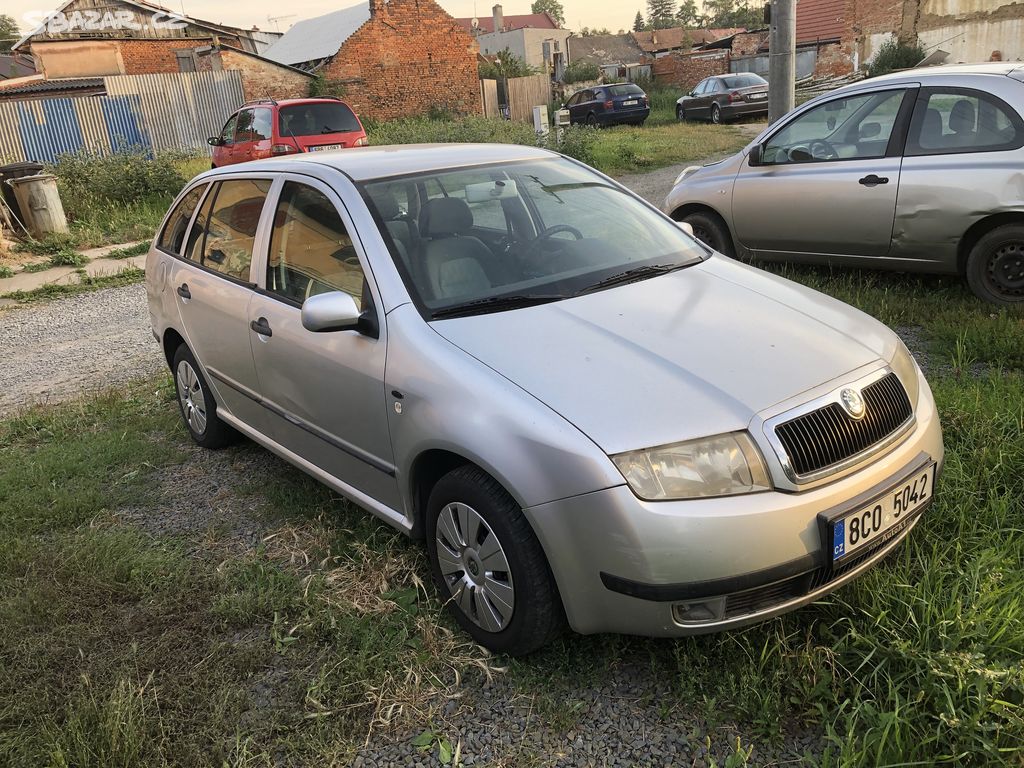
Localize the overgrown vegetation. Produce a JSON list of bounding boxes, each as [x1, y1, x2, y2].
[[562, 60, 601, 85], [867, 34, 927, 78], [478, 47, 539, 79], [0, 267, 144, 303]]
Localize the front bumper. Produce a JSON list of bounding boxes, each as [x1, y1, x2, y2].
[[524, 376, 943, 637]]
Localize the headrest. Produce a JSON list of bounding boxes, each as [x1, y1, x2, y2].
[[421, 197, 474, 237], [921, 107, 943, 143], [950, 99, 975, 134], [370, 188, 400, 220]]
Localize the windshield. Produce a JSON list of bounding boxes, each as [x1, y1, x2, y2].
[[361, 158, 706, 317], [279, 103, 361, 137], [722, 74, 766, 88]]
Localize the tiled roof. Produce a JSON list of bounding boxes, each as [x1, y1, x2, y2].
[[455, 12, 559, 33], [0, 76, 104, 97], [632, 27, 746, 52]]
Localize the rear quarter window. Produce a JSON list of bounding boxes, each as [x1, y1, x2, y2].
[[158, 184, 207, 255]]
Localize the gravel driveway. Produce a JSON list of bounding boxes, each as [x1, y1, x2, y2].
[[0, 284, 164, 416]]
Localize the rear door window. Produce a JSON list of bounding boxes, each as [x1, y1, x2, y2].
[[906, 88, 1024, 155], [159, 184, 206, 255], [279, 103, 361, 137], [184, 179, 271, 282]]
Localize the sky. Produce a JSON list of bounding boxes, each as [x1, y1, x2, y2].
[[3, 0, 641, 40]]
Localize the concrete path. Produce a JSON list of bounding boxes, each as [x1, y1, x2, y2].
[[0, 241, 147, 296]]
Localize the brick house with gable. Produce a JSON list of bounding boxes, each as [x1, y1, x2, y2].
[[263, 0, 481, 122]]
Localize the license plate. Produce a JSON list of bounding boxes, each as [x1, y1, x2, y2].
[[749, 93, 767, 100], [309, 144, 343, 152], [622, 99, 639, 106], [829, 463, 936, 563]]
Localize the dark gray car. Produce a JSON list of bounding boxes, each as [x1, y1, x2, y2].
[[676, 73, 769, 124], [665, 63, 1024, 304]]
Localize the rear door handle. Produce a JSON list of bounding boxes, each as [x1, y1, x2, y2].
[[250, 317, 272, 338], [176, 283, 191, 299], [859, 174, 889, 186]]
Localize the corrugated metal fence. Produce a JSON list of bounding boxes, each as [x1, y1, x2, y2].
[[0, 70, 244, 164]]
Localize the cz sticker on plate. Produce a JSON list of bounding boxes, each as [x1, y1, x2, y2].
[[829, 462, 936, 563]]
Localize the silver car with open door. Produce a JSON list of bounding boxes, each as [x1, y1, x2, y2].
[[147, 144, 943, 655], [665, 63, 1024, 305]]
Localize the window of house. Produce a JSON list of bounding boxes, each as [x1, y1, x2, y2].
[[175, 50, 197, 73], [907, 88, 1024, 155], [266, 182, 365, 306], [158, 184, 206, 255], [185, 179, 271, 282]]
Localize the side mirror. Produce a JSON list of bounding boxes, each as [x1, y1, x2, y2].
[[676, 220, 695, 237], [748, 144, 763, 166], [208, 136, 223, 146], [302, 291, 362, 333]]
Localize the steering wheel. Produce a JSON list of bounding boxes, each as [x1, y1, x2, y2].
[[808, 139, 839, 160], [519, 224, 585, 275]]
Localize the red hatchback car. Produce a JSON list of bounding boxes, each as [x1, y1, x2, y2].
[[208, 97, 368, 168]]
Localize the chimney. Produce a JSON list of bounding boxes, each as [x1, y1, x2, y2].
[[492, 4, 504, 33], [370, 0, 386, 18]]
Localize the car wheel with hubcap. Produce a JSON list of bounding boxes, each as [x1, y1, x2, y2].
[[676, 105, 686, 121], [426, 465, 563, 656], [966, 224, 1024, 305], [682, 210, 735, 258], [172, 345, 236, 449], [586, 113, 598, 127], [711, 103, 722, 124]]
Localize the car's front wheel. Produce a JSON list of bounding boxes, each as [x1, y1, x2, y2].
[[965, 224, 1024, 305], [172, 345, 236, 448], [426, 465, 563, 656], [676, 105, 686, 121], [682, 210, 735, 257]]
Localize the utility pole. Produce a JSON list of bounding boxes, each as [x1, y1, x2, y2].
[[768, 0, 796, 124]]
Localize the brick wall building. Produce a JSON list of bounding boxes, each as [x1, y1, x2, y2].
[[264, 0, 481, 122], [197, 46, 314, 102], [652, 51, 730, 91]]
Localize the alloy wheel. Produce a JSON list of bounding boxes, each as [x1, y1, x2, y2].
[[987, 242, 1024, 299], [176, 360, 208, 434], [434, 502, 515, 632], [711, 104, 721, 124]]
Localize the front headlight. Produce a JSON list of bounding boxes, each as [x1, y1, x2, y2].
[[673, 165, 702, 187], [890, 338, 921, 410], [612, 432, 772, 501]]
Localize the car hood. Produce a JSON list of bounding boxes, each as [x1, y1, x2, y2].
[[432, 257, 897, 455]]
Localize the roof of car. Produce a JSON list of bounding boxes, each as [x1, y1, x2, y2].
[[202, 143, 560, 183], [850, 61, 1024, 87]]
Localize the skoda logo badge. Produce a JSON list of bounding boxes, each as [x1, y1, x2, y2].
[[840, 388, 866, 420]]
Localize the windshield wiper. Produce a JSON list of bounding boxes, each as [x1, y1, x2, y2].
[[576, 263, 688, 295], [431, 294, 570, 319]]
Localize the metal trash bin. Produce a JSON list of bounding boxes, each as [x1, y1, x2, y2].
[[0, 162, 45, 231], [7, 173, 69, 239]]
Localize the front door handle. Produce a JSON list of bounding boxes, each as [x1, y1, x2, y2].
[[176, 283, 191, 299], [859, 174, 889, 187], [250, 317, 273, 338]]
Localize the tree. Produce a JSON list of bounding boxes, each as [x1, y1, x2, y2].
[[478, 47, 538, 79], [703, 0, 762, 29], [579, 26, 612, 36], [676, 0, 701, 27], [530, 0, 566, 27], [646, 0, 678, 29], [633, 11, 645, 32], [0, 14, 20, 54]]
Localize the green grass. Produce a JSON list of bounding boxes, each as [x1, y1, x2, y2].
[[1, 267, 145, 303], [104, 241, 150, 260]]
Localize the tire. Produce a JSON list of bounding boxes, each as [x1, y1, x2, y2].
[[683, 210, 735, 258], [677, 105, 686, 121], [965, 224, 1024, 305], [426, 465, 563, 656], [586, 113, 599, 127], [171, 345, 236, 449], [711, 103, 722, 124]]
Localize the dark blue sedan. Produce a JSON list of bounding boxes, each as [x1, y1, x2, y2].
[[564, 83, 651, 127]]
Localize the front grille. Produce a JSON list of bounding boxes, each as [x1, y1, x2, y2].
[[775, 373, 912, 478], [723, 514, 916, 619]]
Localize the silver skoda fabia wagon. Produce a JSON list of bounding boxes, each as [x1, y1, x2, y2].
[[146, 144, 943, 655]]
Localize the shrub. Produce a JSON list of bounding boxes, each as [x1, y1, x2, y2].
[[48, 148, 189, 219], [368, 115, 539, 147], [542, 124, 599, 166], [562, 60, 600, 85], [867, 35, 926, 78], [478, 48, 538, 79]]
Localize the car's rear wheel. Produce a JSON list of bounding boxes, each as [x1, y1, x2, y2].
[[682, 210, 735, 257], [586, 113, 598, 126], [426, 465, 562, 656], [965, 224, 1024, 305], [172, 345, 236, 449], [711, 103, 723, 124]]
